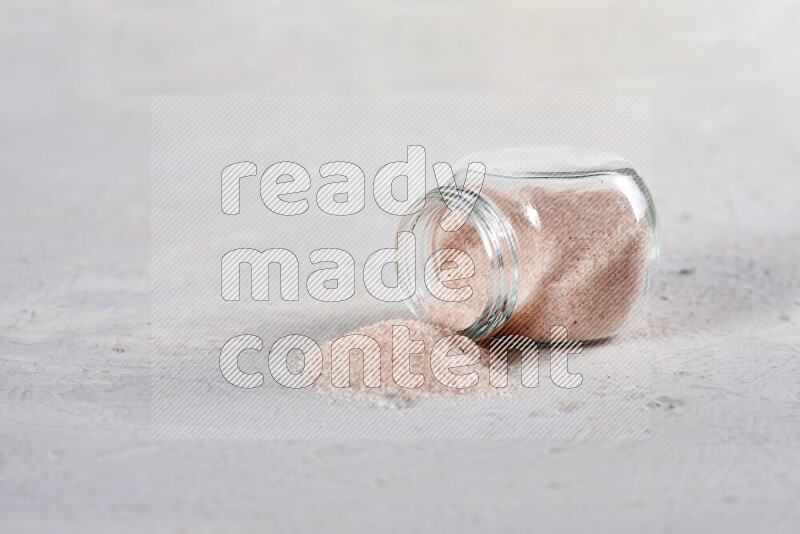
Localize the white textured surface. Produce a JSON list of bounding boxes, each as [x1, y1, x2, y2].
[[1, 1, 799, 532]]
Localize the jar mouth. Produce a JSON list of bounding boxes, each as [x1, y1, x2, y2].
[[397, 187, 519, 340]]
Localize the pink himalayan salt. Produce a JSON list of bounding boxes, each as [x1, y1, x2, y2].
[[316, 319, 499, 398], [315, 187, 648, 399], [425, 186, 650, 341]]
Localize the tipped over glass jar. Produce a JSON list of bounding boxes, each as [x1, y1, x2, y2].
[[398, 147, 659, 342]]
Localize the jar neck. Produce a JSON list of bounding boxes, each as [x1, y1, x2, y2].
[[398, 187, 519, 339]]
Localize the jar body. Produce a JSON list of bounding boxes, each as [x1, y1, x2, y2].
[[399, 148, 659, 342]]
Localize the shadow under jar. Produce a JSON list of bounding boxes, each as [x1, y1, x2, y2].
[[398, 147, 659, 342]]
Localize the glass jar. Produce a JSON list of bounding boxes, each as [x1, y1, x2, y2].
[[398, 147, 659, 341]]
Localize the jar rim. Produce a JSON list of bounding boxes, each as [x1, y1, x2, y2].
[[397, 187, 519, 340]]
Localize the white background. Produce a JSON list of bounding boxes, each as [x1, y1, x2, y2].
[[1, 1, 798, 532]]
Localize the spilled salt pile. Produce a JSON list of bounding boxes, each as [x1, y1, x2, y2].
[[316, 319, 498, 398]]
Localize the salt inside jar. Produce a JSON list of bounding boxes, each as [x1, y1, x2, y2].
[[398, 147, 659, 342]]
